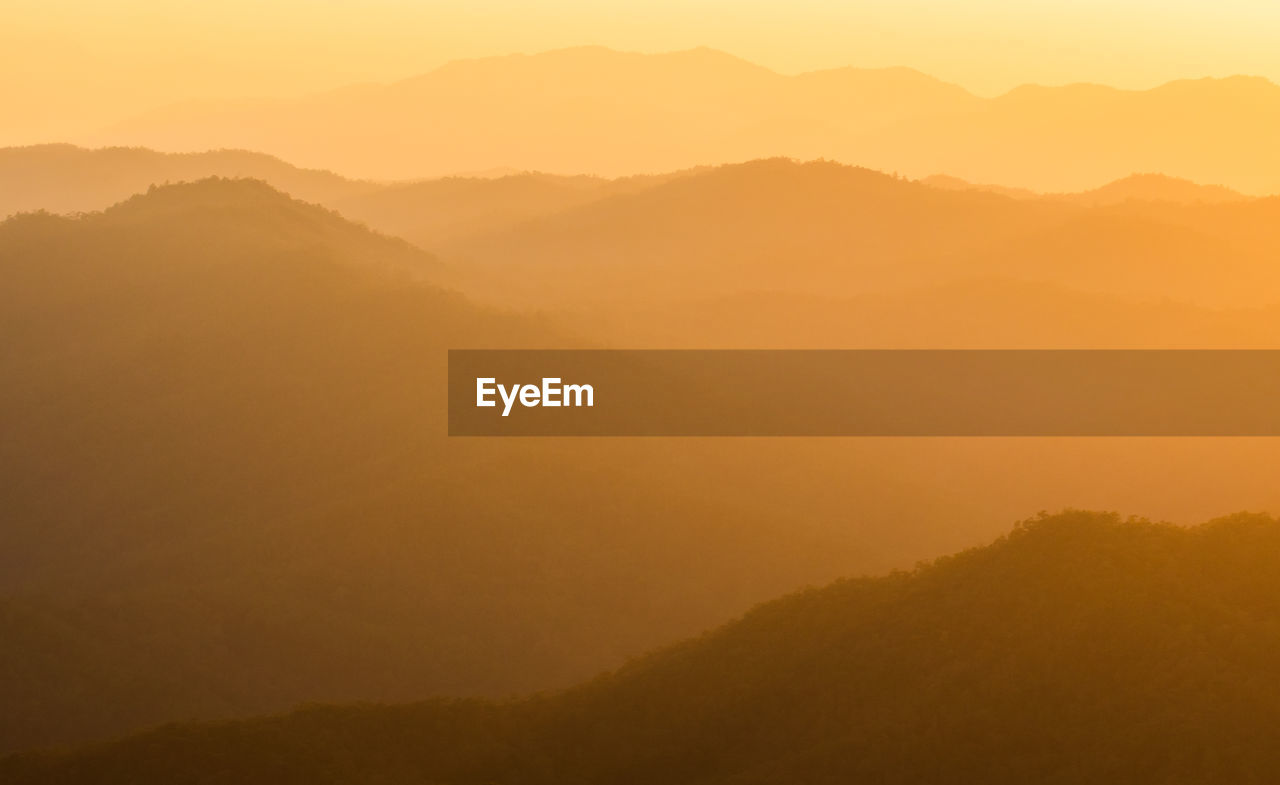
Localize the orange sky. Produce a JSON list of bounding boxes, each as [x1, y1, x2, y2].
[[4, 0, 1280, 146]]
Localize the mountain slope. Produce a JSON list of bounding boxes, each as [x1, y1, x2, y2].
[[8, 175, 1280, 758], [919, 173, 1039, 199], [443, 158, 1064, 306], [329, 169, 690, 249], [1056, 172, 1248, 206], [0, 144, 378, 218], [922, 172, 1249, 206], [2, 179, 972, 753], [444, 158, 1280, 309], [0, 144, 697, 250], [0, 178, 551, 749], [883, 76, 1280, 193], [10, 511, 1280, 784]]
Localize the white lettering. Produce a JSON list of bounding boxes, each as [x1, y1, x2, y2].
[[542, 377, 561, 406], [478, 377, 594, 416], [476, 378, 497, 407], [499, 383, 520, 417], [519, 384, 540, 407], [563, 383, 593, 408]]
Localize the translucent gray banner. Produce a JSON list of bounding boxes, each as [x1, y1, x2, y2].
[[448, 350, 1280, 436]]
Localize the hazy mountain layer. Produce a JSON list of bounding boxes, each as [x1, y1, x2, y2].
[[442, 158, 1280, 310], [83, 47, 1280, 192], [0, 145, 379, 218], [7, 147, 1269, 297], [925, 172, 1248, 206], [328, 169, 696, 250]]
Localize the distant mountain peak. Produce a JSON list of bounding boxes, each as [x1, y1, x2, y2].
[[1065, 172, 1248, 206]]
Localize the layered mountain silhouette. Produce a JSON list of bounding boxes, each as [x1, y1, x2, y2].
[[92, 47, 973, 181], [1, 179, 1055, 753], [0, 144, 377, 218], [83, 47, 1280, 192], [1053, 173, 1248, 206], [11, 31, 1280, 783], [0, 144, 700, 248], [5, 147, 1273, 303], [923, 172, 1248, 206], [7, 168, 1280, 758], [441, 158, 1280, 310], [328, 169, 697, 249], [9, 511, 1280, 784], [918, 174, 1039, 200]]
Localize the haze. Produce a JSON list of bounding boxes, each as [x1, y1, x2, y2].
[[6, 0, 1280, 147], [10, 1, 1280, 778]]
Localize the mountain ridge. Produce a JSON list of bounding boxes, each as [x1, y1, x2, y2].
[[439, 157, 1280, 310], [0, 144, 378, 218], [80, 47, 1280, 191], [8, 511, 1280, 784]]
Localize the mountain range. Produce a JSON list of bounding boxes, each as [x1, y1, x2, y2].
[[7, 147, 1279, 313], [75, 47, 1280, 193], [0, 178, 1088, 753], [437, 158, 1280, 311], [10, 35, 1280, 783], [6, 165, 1280, 755], [0, 144, 376, 218]]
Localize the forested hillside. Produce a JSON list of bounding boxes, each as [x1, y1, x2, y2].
[[0, 179, 967, 752], [6, 176, 1280, 753], [9, 511, 1280, 784]]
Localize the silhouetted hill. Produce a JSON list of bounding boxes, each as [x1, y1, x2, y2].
[[924, 172, 1249, 207], [444, 158, 1280, 309], [330, 170, 689, 249], [1056, 173, 1248, 206], [10, 511, 1280, 784], [954, 76, 1280, 192], [0, 179, 958, 753], [919, 173, 1038, 199], [6, 146, 1267, 273], [0, 144, 378, 218], [0, 145, 703, 250], [443, 158, 1057, 305], [7, 173, 1280, 759], [0, 179, 612, 750], [84, 48, 1280, 192]]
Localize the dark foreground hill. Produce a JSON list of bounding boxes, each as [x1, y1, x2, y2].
[[8, 510, 1280, 784], [0, 177, 558, 748]]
